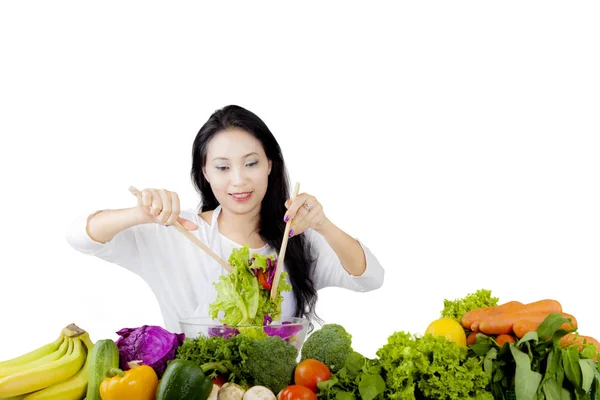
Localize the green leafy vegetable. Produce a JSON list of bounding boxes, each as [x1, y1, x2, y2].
[[175, 333, 297, 392], [317, 351, 385, 400], [478, 312, 600, 399], [209, 246, 291, 326], [376, 331, 493, 400], [441, 289, 499, 324]]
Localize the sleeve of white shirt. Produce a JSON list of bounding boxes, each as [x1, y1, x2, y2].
[[65, 211, 144, 276], [307, 228, 385, 292]]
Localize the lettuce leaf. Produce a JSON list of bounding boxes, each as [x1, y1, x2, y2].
[[209, 245, 291, 327]]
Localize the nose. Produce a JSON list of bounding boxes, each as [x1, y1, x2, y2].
[[231, 165, 248, 186]]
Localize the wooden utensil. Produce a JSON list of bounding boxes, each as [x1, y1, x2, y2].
[[128, 186, 232, 273], [270, 182, 300, 300]]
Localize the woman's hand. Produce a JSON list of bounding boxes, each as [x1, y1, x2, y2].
[[130, 187, 198, 231], [283, 193, 329, 237]]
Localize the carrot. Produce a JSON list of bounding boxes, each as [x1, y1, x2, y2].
[[462, 301, 523, 330], [512, 313, 577, 338], [477, 300, 563, 335], [560, 334, 600, 359], [496, 334, 516, 347], [512, 320, 538, 339], [467, 331, 478, 345]]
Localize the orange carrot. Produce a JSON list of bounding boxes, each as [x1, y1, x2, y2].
[[512, 313, 577, 338], [560, 333, 600, 351], [478, 300, 563, 335], [462, 301, 523, 330], [467, 331, 478, 345], [512, 320, 538, 339], [560, 334, 600, 360], [496, 334, 516, 347]]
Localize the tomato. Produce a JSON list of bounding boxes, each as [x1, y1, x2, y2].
[[294, 359, 331, 393], [257, 269, 271, 290], [212, 374, 227, 387], [279, 385, 318, 400]]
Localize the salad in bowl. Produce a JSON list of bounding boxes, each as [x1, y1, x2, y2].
[[180, 246, 309, 350]]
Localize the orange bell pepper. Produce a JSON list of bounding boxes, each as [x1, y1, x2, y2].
[[99, 360, 158, 400]]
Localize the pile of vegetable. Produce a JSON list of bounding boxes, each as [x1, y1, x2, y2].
[[99, 290, 600, 400], [5, 288, 600, 399]]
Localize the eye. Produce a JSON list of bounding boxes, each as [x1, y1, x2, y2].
[[215, 166, 229, 171], [246, 161, 258, 167]]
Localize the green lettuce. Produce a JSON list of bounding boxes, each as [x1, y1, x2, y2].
[[209, 245, 291, 326]]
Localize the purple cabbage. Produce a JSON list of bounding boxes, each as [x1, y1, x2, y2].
[[264, 321, 303, 342], [267, 258, 276, 286], [263, 315, 273, 325], [208, 325, 240, 339], [115, 325, 185, 377]]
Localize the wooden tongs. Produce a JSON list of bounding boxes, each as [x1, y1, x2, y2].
[[128, 186, 232, 273], [270, 182, 300, 300]]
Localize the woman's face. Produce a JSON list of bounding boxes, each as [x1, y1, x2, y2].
[[203, 128, 272, 215]]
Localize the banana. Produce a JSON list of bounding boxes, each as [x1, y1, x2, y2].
[[21, 333, 94, 400], [0, 337, 69, 378], [0, 335, 63, 370], [0, 336, 86, 398]]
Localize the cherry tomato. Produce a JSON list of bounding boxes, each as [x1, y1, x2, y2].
[[294, 359, 331, 393], [257, 270, 271, 290], [212, 374, 227, 387], [279, 385, 318, 400]]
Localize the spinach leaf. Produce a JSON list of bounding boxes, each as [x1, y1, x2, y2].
[[336, 392, 355, 400], [510, 344, 543, 400], [542, 378, 562, 400], [537, 313, 572, 341], [359, 373, 386, 400], [562, 347, 583, 390], [579, 359, 596, 393]]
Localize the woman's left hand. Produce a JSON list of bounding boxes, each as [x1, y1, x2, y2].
[[284, 193, 328, 237]]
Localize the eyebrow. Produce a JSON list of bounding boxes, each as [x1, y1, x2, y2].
[[212, 152, 259, 162]]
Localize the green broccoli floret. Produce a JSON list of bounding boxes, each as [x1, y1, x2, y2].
[[246, 335, 298, 394], [301, 324, 353, 373]]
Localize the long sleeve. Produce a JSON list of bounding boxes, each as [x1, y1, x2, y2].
[[307, 228, 385, 292], [65, 211, 144, 276]]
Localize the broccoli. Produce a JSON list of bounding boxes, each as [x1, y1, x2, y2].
[[245, 335, 298, 394], [177, 334, 298, 393], [301, 324, 353, 373]]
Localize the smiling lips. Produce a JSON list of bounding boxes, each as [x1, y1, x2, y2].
[[229, 191, 253, 202]]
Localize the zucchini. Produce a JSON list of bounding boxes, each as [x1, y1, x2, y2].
[[156, 359, 213, 400], [85, 339, 119, 400]]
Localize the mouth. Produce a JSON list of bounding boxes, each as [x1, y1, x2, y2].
[[229, 191, 254, 202]]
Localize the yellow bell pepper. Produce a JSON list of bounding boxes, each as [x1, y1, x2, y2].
[[99, 360, 158, 400]]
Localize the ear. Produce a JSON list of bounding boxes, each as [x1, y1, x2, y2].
[[268, 160, 272, 175], [202, 167, 210, 183]]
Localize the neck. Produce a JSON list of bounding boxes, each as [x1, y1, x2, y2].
[[218, 206, 262, 238]]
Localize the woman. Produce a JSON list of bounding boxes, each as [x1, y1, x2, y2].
[[66, 105, 384, 333]]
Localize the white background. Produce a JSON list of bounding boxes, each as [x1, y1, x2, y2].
[[1, 2, 599, 361]]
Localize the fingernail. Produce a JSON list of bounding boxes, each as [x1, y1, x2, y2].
[[284, 215, 290, 222], [289, 229, 294, 237]]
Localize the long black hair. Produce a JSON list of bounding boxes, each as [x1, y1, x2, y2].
[[191, 105, 319, 322]]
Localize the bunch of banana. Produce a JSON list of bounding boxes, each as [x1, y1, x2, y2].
[[0, 323, 94, 400]]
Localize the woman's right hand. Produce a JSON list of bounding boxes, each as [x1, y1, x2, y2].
[[131, 187, 198, 231]]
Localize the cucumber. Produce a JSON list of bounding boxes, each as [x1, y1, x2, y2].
[[85, 339, 119, 400], [156, 359, 213, 400]]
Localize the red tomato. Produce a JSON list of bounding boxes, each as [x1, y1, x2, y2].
[[279, 385, 318, 400], [294, 359, 331, 393], [257, 270, 271, 290], [212, 374, 227, 387]]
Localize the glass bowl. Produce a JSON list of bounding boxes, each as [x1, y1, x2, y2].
[[179, 316, 310, 352]]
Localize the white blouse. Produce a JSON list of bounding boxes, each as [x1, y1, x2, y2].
[[66, 206, 385, 333]]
